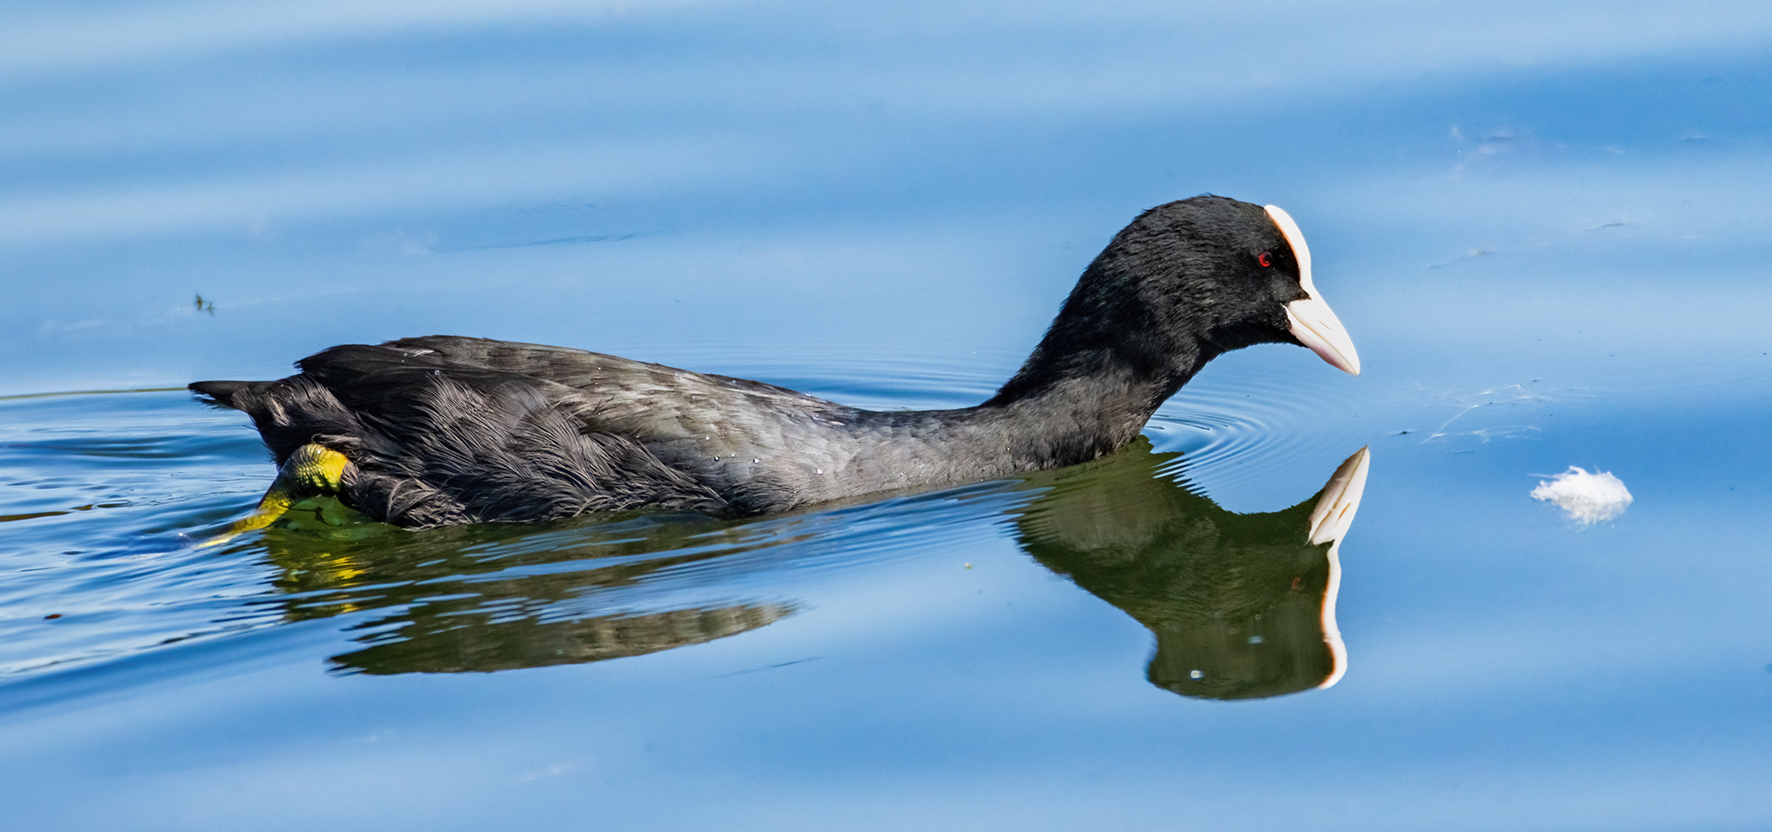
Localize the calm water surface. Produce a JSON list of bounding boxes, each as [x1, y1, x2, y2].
[[4, 1, 1772, 829]]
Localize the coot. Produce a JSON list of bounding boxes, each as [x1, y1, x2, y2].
[[192, 196, 1359, 532]]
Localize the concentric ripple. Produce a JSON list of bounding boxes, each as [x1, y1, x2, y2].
[[1147, 359, 1370, 499]]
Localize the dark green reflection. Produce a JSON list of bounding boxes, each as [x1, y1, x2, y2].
[[1013, 439, 1369, 701], [251, 509, 802, 675], [247, 440, 1366, 688]]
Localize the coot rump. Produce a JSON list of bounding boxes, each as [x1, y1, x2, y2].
[[192, 196, 1359, 532]]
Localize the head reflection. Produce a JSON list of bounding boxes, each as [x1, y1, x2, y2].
[[1012, 441, 1370, 701]]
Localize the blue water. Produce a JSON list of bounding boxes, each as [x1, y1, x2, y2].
[[5, 1, 1772, 829]]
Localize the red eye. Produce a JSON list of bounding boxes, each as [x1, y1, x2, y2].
[[1257, 251, 1274, 268]]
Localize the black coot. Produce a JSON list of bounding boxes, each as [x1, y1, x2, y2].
[[192, 196, 1360, 530]]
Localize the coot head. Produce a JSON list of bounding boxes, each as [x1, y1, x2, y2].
[[993, 195, 1359, 404]]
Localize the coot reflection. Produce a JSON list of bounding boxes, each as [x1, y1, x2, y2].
[[252, 441, 1368, 691]]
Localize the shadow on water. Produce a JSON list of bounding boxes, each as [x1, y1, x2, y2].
[[245, 440, 1369, 697]]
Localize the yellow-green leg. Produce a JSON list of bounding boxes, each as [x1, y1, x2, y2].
[[203, 444, 351, 546]]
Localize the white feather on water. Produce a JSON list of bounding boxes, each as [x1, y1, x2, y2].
[[1531, 466, 1633, 525]]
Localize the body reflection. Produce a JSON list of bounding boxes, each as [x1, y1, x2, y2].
[[1013, 440, 1370, 701], [254, 512, 804, 674], [336, 603, 791, 674]]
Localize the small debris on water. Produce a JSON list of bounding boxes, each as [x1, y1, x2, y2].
[[44, 614, 62, 620], [1532, 466, 1633, 524], [1247, 635, 1264, 644], [1189, 669, 1204, 680]]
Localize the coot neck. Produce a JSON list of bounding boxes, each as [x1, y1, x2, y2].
[[972, 340, 1214, 469], [979, 246, 1223, 447]]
